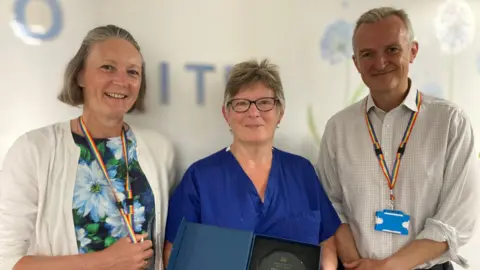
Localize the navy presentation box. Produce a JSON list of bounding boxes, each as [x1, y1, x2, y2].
[[167, 219, 321, 270]]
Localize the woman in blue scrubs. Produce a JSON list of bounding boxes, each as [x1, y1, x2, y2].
[[163, 59, 341, 269]]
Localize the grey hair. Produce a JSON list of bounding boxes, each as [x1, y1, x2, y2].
[[224, 59, 285, 112], [57, 24, 146, 113], [352, 7, 415, 52]]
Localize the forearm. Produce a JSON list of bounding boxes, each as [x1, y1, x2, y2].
[[384, 239, 448, 269], [320, 236, 338, 270], [335, 224, 360, 264], [13, 251, 112, 270]]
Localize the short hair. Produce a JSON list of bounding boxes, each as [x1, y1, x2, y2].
[[57, 24, 146, 113], [224, 59, 285, 112], [352, 7, 415, 52]]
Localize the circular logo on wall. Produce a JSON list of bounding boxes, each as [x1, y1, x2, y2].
[[10, 0, 63, 45]]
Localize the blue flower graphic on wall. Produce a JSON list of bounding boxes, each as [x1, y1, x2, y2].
[[307, 19, 365, 145], [319, 19, 366, 105], [434, 0, 475, 101], [434, 0, 475, 55], [320, 20, 353, 65]]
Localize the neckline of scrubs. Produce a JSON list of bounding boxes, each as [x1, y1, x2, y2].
[[225, 147, 279, 216]]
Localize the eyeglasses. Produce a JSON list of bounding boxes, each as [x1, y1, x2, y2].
[[227, 97, 278, 113]]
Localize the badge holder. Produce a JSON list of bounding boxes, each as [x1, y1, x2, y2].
[[375, 209, 410, 235]]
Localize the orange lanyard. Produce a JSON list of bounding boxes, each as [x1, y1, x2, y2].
[[364, 91, 422, 206]]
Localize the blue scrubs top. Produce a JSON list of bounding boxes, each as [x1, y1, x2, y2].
[[165, 147, 340, 246]]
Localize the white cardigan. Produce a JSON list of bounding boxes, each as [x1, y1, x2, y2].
[[0, 121, 176, 270]]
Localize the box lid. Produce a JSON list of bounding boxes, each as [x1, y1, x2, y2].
[[167, 219, 254, 270]]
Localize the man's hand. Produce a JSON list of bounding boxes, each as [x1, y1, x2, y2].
[[335, 224, 361, 263], [343, 258, 391, 270]]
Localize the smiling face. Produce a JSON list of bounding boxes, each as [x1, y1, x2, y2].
[[78, 38, 143, 120], [352, 15, 418, 94], [222, 82, 283, 145]]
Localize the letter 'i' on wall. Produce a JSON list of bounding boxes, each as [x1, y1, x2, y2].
[[159, 63, 234, 105], [11, 0, 63, 44], [159, 62, 170, 105]]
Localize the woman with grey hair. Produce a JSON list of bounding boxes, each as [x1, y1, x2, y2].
[[0, 25, 175, 270], [163, 59, 341, 269]]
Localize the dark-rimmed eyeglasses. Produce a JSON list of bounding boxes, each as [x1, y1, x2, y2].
[[227, 97, 278, 113]]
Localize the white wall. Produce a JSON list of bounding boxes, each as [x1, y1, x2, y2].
[[0, 0, 479, 268], [0, 0, 99, 159]]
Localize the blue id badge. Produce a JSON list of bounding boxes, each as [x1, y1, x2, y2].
[[375, 209, 410, 235]]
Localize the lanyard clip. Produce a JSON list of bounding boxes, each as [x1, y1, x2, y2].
[[397, 145, 406, 155], [389, 190, 395, 208]]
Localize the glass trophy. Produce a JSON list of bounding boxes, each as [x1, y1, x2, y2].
[[257, 250, 307, 270]]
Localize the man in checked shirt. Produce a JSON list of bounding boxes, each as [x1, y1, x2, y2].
[[316, 6, 480, 270]]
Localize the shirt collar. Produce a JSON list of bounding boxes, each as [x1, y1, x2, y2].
[[365, 78, 419, 113]]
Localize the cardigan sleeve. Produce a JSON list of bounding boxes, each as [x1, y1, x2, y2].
[[166, 140, 178, 196], [0, 134, 40, 270]]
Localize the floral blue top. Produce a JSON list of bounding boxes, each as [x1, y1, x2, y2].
[[72, 129, 155, 258]]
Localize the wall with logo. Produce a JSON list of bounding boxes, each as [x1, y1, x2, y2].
[[0, 0, 479, 268]]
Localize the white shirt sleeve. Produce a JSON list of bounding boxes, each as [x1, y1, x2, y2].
[[316, 119, 348, 223], [0, 134, 40, 270], [415, 109, 480, 268]]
